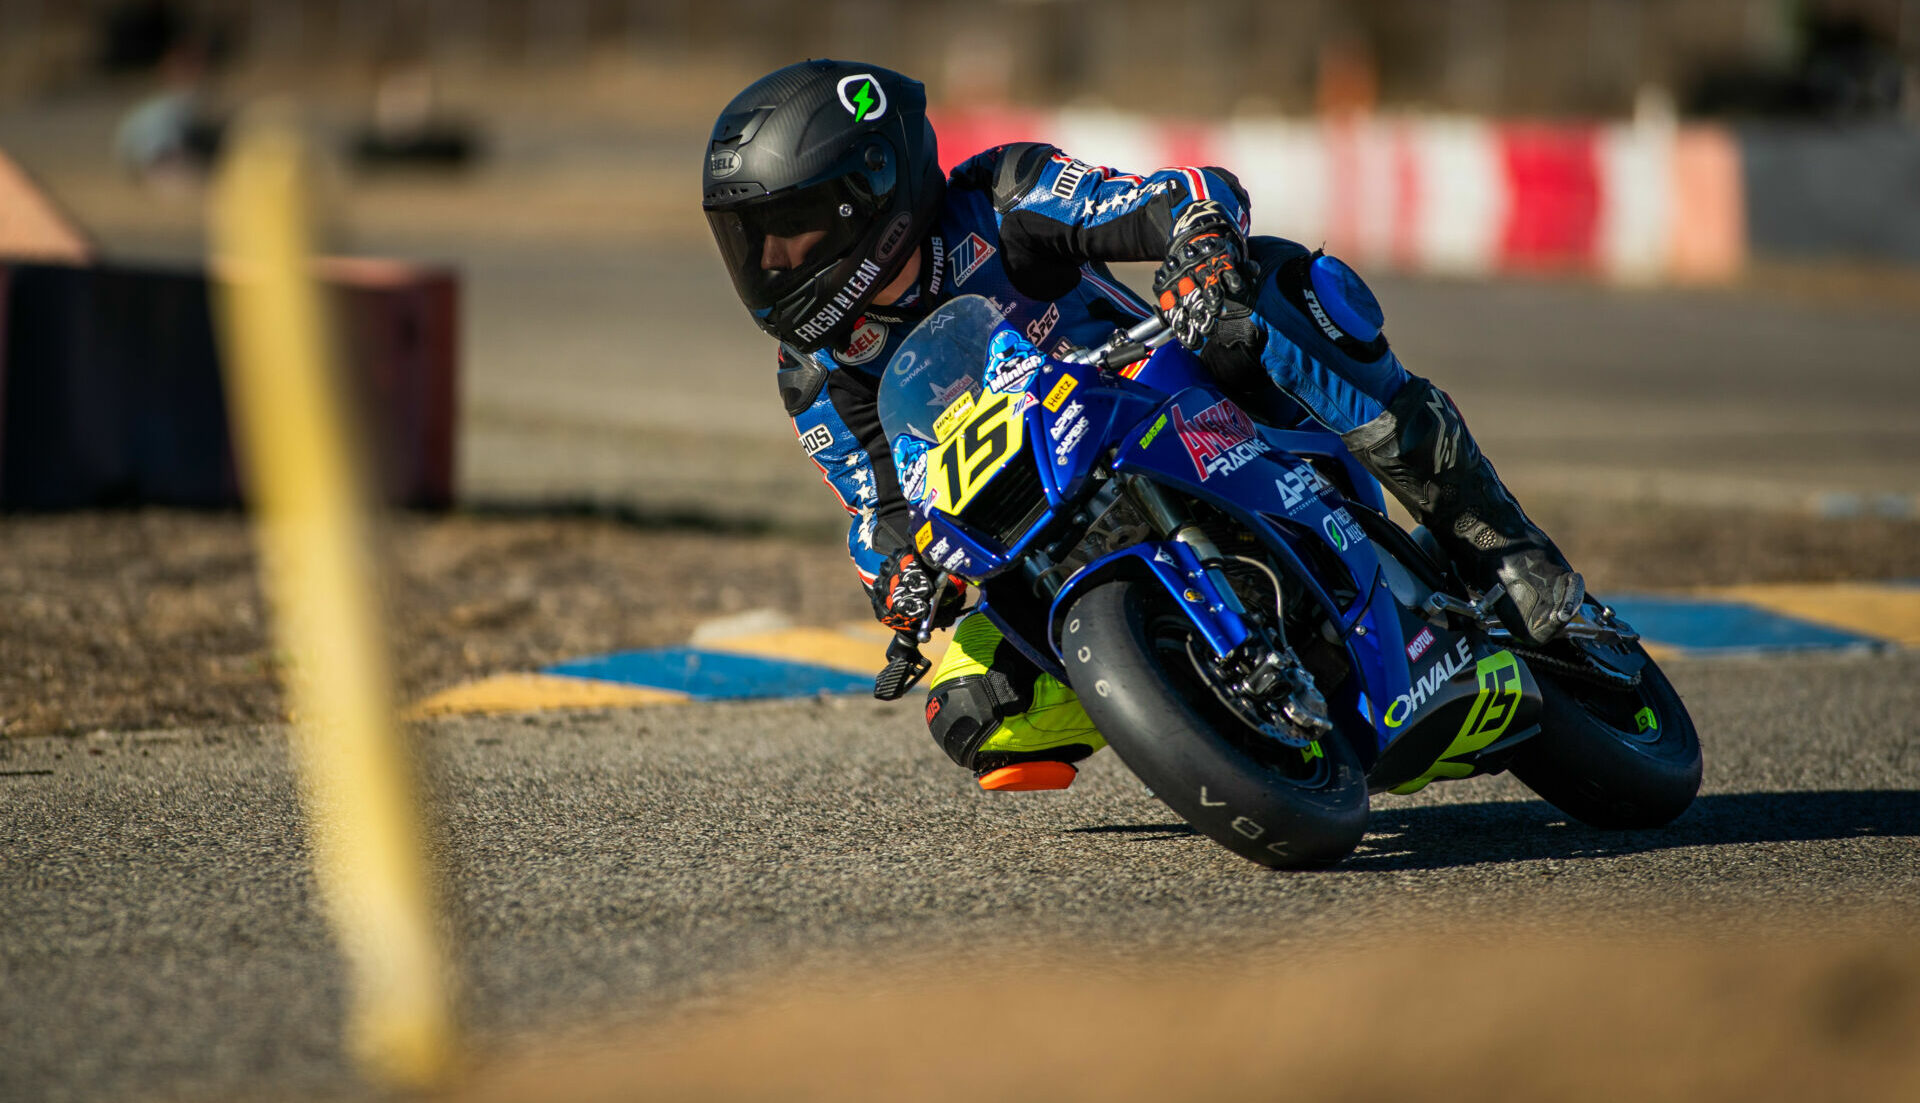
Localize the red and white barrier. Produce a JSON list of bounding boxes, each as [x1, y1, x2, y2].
[[931, 109, 1744, 285]]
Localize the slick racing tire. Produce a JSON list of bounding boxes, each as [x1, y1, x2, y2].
[[1062, 579, 1369, 870], [1510, 640, 1702, 830]]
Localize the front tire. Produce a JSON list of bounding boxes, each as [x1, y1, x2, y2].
[[1061, 580, 1369, 869], [1510, 645, 1702, 829]]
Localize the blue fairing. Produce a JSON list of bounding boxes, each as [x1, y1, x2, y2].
[[1051, 343, 1416, 752], [899, 322, 1423, 758]]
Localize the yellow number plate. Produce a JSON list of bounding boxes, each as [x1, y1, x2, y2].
[[924, 391, 1024, 515]]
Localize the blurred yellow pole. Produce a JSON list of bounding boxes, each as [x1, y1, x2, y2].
[[211, 112, 454, 1090]]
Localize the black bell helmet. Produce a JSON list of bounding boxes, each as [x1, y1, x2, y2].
[[703, 60, 942, 353]]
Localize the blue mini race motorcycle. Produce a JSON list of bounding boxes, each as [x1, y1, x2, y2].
[[876, 296, 1700, 869]]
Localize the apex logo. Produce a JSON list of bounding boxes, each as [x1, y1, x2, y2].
[[836, 74, 888, 122]]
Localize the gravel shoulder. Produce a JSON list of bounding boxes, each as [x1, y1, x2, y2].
[[5, 504, 1919, 738]]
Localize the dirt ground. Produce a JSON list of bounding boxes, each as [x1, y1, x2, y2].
[[463, 925, 1920, 1103], [4, 502, 1917, 739]]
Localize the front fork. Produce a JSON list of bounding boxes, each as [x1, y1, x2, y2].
[[1119, 477, 1334, 739]]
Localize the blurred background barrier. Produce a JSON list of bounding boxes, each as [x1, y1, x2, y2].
[[1742, 121, 1920, 265], [0, 0, 1913, 522], [0, 256, 457, 509], [933, 108, 1751, 284]]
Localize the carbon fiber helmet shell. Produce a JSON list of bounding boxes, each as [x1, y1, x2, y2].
[[703, 60, 943, 353]]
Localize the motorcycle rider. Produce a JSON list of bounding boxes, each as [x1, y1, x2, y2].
[[703, 60, 1584, 792]]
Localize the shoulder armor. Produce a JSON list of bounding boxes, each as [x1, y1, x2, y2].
[[990, 142, 1058, 214], [776, 345, 831, 415]]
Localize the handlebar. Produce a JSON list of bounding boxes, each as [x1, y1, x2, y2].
[[1060, 313, 1175, 370]]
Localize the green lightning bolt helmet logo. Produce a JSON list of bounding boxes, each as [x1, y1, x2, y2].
[[836, 73, 888, 122]]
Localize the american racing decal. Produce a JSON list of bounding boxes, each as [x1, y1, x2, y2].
[[929, 374, 978, 407], [1405, 626, 1436, 662], [836, 74, 887, 122], [799, 424, 834, 456], [834, 318, 889, 365], [950, 232, 996, 287], [1274, 462, 1333, 511], [1174, 398, 1268, 481], [1050, 155, 1092, 199], [1384, 637, 1473, 728]]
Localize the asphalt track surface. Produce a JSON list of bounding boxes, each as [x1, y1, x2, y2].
[[5, 647, 1919, 1101], [446, 239, 1920, 524]]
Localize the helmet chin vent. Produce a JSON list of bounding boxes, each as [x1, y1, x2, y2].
[[707, 182, 765, 202]]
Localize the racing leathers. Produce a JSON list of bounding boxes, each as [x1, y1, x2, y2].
[[778, 142, 1551, 789]]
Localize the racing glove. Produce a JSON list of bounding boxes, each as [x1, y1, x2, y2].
[[870, 550, 968, 633], [1152, 200, 1251, 351]]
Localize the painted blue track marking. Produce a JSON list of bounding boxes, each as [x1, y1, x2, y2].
[[1605, 596, 1886, 655], [528, 591, 1907, 707], [545, 649, 874, 699]]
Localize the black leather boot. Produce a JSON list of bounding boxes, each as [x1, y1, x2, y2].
[[1341, 377, 1584, 645]]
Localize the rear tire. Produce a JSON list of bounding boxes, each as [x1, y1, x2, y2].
[[1511, 649, 1701, 829], [1061, 579, 1369, 869]]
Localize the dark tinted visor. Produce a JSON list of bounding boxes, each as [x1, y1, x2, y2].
[[706, 175, 883, 310]]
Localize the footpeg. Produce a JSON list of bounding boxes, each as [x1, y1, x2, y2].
[[873, 633, 931, 701], [1422, 583, 1505, 628]]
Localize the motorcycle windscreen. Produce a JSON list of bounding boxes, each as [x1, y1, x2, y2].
[[876, 295, 1007, 447]]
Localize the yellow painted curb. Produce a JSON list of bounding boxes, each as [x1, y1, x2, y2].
[[1700, 582, 1920, 649], [699, 622, 954, 675], [407, 674, 691, 719]]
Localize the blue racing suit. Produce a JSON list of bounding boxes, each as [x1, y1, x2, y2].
[[777, 142, 1414, 590]]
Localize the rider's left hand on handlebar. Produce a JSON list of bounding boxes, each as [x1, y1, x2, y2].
[[1152, 200, 1249, 351], [871, 550, 967, 633]]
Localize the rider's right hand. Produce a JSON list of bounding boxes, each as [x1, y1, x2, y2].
[[871, 550, 967, 633]]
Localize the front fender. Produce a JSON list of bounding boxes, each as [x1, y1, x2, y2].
[[1047, 540, 1252, 662]]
